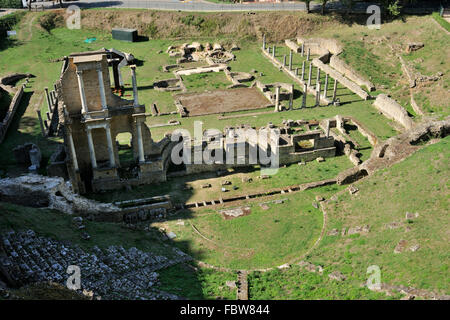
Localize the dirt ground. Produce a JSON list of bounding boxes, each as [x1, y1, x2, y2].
[[175, 87, 272, 116]]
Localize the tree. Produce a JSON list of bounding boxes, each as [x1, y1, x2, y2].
[[300, 0, 312, 14], [319, 0, 328, 15], [341, 0, 354, 14]]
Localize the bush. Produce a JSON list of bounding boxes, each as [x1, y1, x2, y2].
[[146, 21, 158, 38], [0, 0, 22, 9], [39, 12, 63, 33], [0, 11, 25, 39]]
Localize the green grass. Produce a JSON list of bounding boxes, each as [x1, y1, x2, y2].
[[432, 12, 450, 32], [0, 202, 173, 257], [308, 136, 450, 294], [160, 184, 344, 270], [158, 263, 237, 300], [88, 155, 353, 204], [182, 72, 231, 92], [248, 265, 397, 300]]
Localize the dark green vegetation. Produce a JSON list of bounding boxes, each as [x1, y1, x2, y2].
[[0, 0, 22, 9], [433, 12, 450, 32]]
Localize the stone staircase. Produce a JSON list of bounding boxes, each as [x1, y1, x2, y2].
[[0, 230, 191, 299]]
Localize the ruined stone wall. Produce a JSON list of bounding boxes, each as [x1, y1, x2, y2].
[[59, 56, 131, 115], [373, 94, 415, 130], [329, 55, 375, 92], [0, 84, 24, 144]]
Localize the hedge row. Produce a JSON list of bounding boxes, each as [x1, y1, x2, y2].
[[0, 0, 23, 9]]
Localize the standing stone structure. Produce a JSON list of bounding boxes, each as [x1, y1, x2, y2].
[[315, 82, 321, 107], [332, 79, 338, 102], [272, 45, 276, 58], [307, 48, 310, 61], [56, 49, 163, 193], [262, 34, 266, 50], [308, 63, 313, 87], [274, 85, 281, 112], [289, 50, 293, 71], [323, 74, 329, 99], [302, 84, 307, 108], [301, 61, 306, 81]]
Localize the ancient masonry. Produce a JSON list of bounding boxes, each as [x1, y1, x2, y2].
[[0, 230, 191, 299], [47, 49, 337, 194]]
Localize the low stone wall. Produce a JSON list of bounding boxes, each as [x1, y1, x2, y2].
[[285, 39, 300, 53], [373, 94, 415, 130], [0, 84, 24, 144], [312, 58, 370, 101], [296, 37, 343, 56], [330, 55, 375, 92]]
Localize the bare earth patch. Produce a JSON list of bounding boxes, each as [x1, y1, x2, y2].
[[175, 87, 271, 117]]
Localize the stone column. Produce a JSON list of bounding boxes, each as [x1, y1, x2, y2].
[[307, 48, 310, 61], [301, 61, 305, 81], [308, 63, 313, 87], [136, 120, 145, 163], [289, 50, 293, 71], [302, 84, 307, 108], [272, 45, 275, 58], [96, 64, 107, 110], [44, 87, 52, 113], [316, 67, 321, 85], [36, 110, 45, 137], [301, 43, 305, 57], [326, 119, 331, 138], [315, 82, 321, 107], [332, 79, 338, 102], [283, 54, 286, 67], [131, 65, 139, 107], [262, 34, 266, 50], [274, 86, 280, 112], [323, 74, 329, 98], [67, 128, 79, 171], [76, 71, 88, 114], [86, 127, 97, 169], [295, 68, 299, 76], [289, 84, 294, 110], [105, 124, 116, 168]]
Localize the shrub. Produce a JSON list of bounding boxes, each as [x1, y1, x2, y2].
[[0, 0, 22, 9], [0, 11, 25, 39], [39, 12, 63, 33], [147, 21, 158, 38]]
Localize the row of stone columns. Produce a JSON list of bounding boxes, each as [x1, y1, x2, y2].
[[75, 64, 140, 115]]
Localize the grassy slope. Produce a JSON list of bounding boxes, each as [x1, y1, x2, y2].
[[156, 184, 343, 270], [306, 136, 450, 294], [314, 15, 450, 119]]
